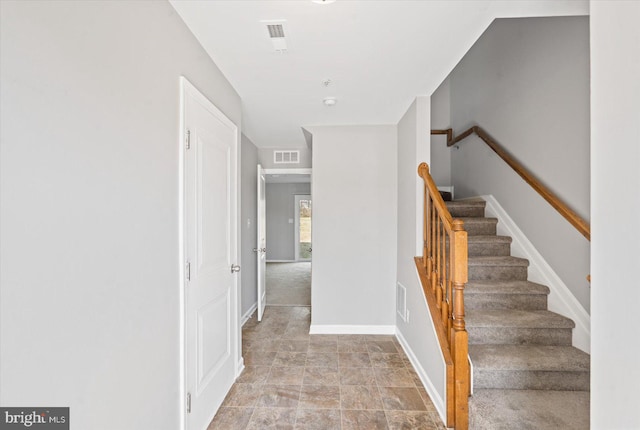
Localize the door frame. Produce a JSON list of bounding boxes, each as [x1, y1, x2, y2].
[[179, 76, 241, 430], [294, 194, 312, 262]]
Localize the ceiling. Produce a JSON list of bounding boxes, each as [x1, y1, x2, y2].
[[169, 1, 587, 149]]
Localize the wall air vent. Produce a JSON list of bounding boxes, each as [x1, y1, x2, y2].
[[262, 20, 288, 52], [274, 150, 300, 164]]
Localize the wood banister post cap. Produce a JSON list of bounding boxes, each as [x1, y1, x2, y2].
[[418, 162, 430, 176]]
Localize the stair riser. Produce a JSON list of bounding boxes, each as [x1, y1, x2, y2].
[[468, 242, 511, 257], [448, 207, 485, 218], [468, 328, 572, 346], [473, 370, 590, 391], [469, 265, 528, 281], [465, 294, 547, 310], [464, 222, 497, 236]]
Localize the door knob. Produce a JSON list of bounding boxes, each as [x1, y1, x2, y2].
[[231, 264, 241, 273]]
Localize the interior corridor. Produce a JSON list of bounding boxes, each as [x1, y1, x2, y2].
[[208, 306, 446, 429]]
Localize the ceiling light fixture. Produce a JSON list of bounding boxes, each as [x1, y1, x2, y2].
[[311, 0, 336, 4], [323, 97, 337, 106]]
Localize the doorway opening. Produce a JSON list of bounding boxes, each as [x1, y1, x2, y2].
[[261, 169, 312, 309]]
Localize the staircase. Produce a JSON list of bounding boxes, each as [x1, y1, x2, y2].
[[446, 199, 590, 430]]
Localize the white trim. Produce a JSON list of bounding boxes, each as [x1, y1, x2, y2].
[[309, 325, 396, 335], [479, 194, 591, 353], [266, 259, 297, 263], [178, 77, 187, 430], [395, 330, 447, 424], [263, 168, 312, 175], [241, 303, 257, 326]]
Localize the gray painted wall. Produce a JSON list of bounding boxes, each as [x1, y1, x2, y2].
[[266, 182, 311, 261], [240, 134, 259, 317], [395, 97, 448, 416], [449, 16, 591, 311], [430, 78, 452, 187], [0, 2, 241, 428], [309, 125, 397, 328], [590, 2, 640, 427]]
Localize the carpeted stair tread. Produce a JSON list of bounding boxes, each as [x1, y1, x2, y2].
[[446, 199, 486, 217], [458, 217, 498, 235], [469, 389, 590, 430], [468, 235, 512, 244], [465, 280, 549, 295], [469, 344, 589, 372], [468, 256, 529, 267], [466, 310, 575, 329]]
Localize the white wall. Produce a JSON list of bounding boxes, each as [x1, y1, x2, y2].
[[395, 97, 448, 418], [590, 2, 640, 428], [0, 2, 241, 429], [309, 125, 397, 329], [449, 16, 591, 311], [240, 134, 259, 317], [265, 182, 311, 261], [430, 79, 452, 187]]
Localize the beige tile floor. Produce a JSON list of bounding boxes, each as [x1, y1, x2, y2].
[[208, 306, 447, 429]]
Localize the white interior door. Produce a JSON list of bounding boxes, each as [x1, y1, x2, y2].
[[183, 78, 239, 430], [256, 164, 266, 321]]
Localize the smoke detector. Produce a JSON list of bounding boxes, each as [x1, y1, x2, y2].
[[323, 97, 337, 107], [312, 0, 337, 4]]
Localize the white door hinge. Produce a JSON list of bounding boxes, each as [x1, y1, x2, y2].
[[186, 261, 191, 281], [186, 392, 191, 414], [185, 129, 191, 150]]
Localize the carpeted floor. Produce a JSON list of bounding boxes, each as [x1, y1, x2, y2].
[[266, 262, 311, 306]]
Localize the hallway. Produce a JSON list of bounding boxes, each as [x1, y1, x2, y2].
[[208, 306, 446, 429]]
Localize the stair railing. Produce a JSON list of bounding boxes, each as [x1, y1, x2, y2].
[[416, 162, 469, 430], [431, 126, 590, 240]]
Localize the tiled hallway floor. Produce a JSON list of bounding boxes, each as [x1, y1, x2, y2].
[[208, 306, 446, 429]]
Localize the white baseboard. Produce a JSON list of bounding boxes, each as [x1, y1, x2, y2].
[[236, 357, 245, 379], [480, 194, 591, 353], [395, 330, 447, 424], [266, 259, 296, 263], [309, 324, 396, 335], [241, 303, 257, 326]]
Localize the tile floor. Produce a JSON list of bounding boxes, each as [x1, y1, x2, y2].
[[208, 306, 447, 429]]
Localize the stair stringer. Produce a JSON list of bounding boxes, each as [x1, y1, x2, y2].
[[469, 195, 590, 353]]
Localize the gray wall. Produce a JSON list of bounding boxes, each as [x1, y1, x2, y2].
[[590, 2, 640, 427], [0, 1, 241, 428], [265, 182, 311, 261], [430, 78, 452, 187], [449, 16, 591, 310], [395, 97, 448, 416], [309, 125, 397, 328], [241, 134, 259, 317]]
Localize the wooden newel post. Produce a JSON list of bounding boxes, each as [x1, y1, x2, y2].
[[450, 219, 469, 430]]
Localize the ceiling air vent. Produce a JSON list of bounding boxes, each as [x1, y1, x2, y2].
[[262, 20, 288, 52], [267, 24, 285, 38], [274, 150, 300, 164]]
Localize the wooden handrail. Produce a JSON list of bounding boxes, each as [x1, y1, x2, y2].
[[417, 162, 469, 430], [436, 126, 590, 240]]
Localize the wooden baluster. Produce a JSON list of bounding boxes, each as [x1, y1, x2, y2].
[[423, 184, 429, 269], [431, 197, 437, 293]]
